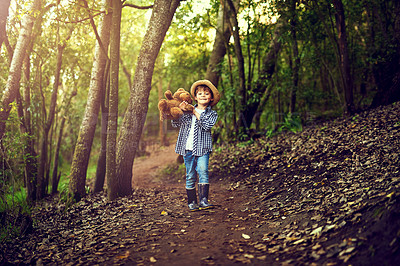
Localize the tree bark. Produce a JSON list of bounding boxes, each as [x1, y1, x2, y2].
[[69, 0, 112, 201], [0, 0, 11, 51], [93, 0, 112, 193], [333, 0, 354, 114], [0, 0, 42, 141], [115, 0, 181, 198], [106, 0, 122, 201]]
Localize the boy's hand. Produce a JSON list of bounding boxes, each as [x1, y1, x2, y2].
[[179, 101, 188, 110], [179, 101, 194, 112]]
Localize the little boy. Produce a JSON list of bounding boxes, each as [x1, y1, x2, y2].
[[172, 80, 220, 211]]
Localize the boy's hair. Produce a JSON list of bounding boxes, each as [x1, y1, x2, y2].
[[195, 85, 214, 98]]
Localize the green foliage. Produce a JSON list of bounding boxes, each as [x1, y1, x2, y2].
[[278, 113, 303, 133], [158, 162, 186, 183], [0, 188, 29, 214], [236, 139, 254, 148], [0, 187, 31, 243]]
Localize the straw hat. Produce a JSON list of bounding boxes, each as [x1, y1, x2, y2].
[[190, 80, 220, 107]]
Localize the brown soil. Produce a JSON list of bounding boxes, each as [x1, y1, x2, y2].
[[128, 144, 273, 266], [132, 144, 179, 188]]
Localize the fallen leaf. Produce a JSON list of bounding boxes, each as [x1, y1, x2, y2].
[[310, 226, 323, 237], [242, 233, 251, 239]]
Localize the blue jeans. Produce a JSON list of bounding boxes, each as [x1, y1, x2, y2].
[[183, 150, 210, 189]]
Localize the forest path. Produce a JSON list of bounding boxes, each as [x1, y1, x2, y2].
[[127, 144, 271, 265], [132, 143, 178, 189]]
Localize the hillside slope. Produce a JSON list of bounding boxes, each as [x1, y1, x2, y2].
[[210, 102, 400, 264]]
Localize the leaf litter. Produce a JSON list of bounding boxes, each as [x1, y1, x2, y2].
[[1, 102, 400, 265]]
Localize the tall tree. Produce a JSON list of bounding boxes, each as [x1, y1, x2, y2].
[[0, 0, 43, 141], [36, 27, 73, 199], [226, 0, 246, 132], [115, 0, 181, 199], [106, 0, 122, 201], [333, 0, 354, 114], [93, 0, 113, 193], [242, 19, 283, 130], [51, 87, 77, 194], [205, 0, 238, 87], [289, 0, 299, 114], [370, 0, 400, 107], [69, 0, 112, 201], [15, 82, 37, 203]]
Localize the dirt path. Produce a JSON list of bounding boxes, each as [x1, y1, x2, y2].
[[126, 145, 272, 265], [132, 144, 178, 188]]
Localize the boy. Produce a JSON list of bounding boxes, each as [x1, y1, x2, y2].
[[172, 80, 220, 211]]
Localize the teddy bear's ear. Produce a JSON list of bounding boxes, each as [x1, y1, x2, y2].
[[165, 90, 173, 100]]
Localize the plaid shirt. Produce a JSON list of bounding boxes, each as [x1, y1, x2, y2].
[[172, 105, 218, 156]]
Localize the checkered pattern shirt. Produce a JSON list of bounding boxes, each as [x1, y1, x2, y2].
[[172, 105, 218, 156]]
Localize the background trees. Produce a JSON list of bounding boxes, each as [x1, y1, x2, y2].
[[1, 0, 399, 207]]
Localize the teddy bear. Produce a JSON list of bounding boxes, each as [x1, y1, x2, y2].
[[158, 88, 194, 120]]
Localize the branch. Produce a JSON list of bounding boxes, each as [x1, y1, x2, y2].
[[82, 0, 109, 62], [122, 3, 153, 9], [54, 12, 103, 24]]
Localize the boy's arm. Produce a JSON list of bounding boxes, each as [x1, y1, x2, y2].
[[172, 113, 191, 128], [196, 111, 218, 131]]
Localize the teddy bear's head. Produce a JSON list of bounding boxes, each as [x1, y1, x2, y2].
[[158, 88, 194, 121], [173, 88, 193, 104]]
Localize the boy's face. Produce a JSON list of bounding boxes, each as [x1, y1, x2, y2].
[[195, 87, 214, 106]]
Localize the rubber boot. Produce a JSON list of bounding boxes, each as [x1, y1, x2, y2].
[[198, 184, 214, 210], [186, 188, 199, 211]]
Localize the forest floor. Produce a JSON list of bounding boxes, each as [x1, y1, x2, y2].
[[1, 102, 400, 266]]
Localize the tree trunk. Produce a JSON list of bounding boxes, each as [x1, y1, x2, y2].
[[17, 45, 37, 203], [0, 0, 11, 51], [69, 0, 112, 201], [93, 0, 112, 193], [15, 87, 37, 203], [205, 0, 238, 87], [52, 88, 77, 194], [115, 0, 181, 198], [333, 0, 354, 114], [37, 41, 66, 199], [370, 0, 400, 107], [226, 0, 246, 133], [158, 78, 167, 146], [241, 20, 283, 130], [290, 0, 299, 114], [0, 0, 42, 141], [106, 0, 122, 201]]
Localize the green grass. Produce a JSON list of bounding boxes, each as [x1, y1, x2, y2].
[[0, 187, 29, 214], [0, 187, 31, 243]]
